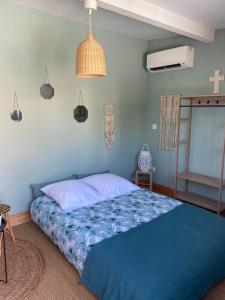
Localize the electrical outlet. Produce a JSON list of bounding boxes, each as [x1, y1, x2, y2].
[[152, 167, 156, 173], [152, 124, 157, 130]]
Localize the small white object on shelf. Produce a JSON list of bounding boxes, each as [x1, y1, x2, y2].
[[138, 144, 152, 172], [209, 70, 224, 94], [151, 166, 156, 173]]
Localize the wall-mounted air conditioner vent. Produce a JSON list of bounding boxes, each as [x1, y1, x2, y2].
[[147, 46, 195, 73]]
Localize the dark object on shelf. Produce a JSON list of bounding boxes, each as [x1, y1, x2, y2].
[[74, 105, 88, 122], [10, 92, 23, 122], [0, 217, 8, 284], [40, 67, 54, 99]]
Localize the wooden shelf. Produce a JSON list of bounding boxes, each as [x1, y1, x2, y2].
[[179, 140, 189, 145], [180, 94, 225, 107], [175, 191, 225, 213], [181, 94, 225, 100], [177, 172, 225, 188], [180, 118, 190, 121], [138, 181, 151, 187]]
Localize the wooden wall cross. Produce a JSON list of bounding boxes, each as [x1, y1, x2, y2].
[[210, 70, 224, 94]]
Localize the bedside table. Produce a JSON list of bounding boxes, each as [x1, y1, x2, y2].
[[0, 217, 8, 283], [135, 169, 153, 190]]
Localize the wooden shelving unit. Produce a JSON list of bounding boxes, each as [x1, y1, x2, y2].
[[174, 94, 225, 214]]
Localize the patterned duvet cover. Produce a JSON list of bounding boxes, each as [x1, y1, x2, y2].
[[30, 189, 181, 275]]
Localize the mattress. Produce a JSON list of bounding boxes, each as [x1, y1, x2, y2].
[[30, 189, 181, 274]]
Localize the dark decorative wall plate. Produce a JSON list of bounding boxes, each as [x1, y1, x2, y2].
[[40, 83, 54, 99], [74, 105, 88, 122], [40, 67, 54, 99], [10, 92, 23, 122], [10, 110, 23, 121]]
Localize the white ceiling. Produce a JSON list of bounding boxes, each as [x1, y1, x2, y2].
[[147, 0, 225, 29], [6, 0, 176, 40], [6, 0, 225, 41]]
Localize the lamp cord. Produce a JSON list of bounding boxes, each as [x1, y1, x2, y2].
[[44, 66, 49, 84], [14, 92, 19, 111], [89, 9, 92, 32], [162, 73, 182, 96], [79, 90, 84, 105]]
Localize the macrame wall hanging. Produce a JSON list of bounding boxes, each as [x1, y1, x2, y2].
[[10, 92, 23, 122], [159, 95, 180, 151], [104, 104, 115, 148], [74, 90, 88, 123], [40, 66, 55, 99]]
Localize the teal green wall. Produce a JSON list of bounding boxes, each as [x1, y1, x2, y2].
[[147, 30, 225, 199], [0, 1, 148, 214], [2, 1, 224, 214]]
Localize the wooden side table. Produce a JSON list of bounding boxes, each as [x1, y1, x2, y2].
[[0, 217, 8, 283], [135, 169, 153, 190], [0, 205, 15, 256]]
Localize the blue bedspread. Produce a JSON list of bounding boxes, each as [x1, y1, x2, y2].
[[81, 204, 225, 300], [30, 189, 180, 275]]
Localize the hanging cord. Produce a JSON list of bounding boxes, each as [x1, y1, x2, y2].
[[161, 73, 182, 97], [103, 86, 114, 114], [43, 66, 50, 84], [79, 90, 84, 105], [88, 9, 92, 32], [108, 87, 113, 105], [14, 92, 20, 111]]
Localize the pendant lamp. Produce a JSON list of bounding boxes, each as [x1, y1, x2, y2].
[[76, 0, 106, 78]]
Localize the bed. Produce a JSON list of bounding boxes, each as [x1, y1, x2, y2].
[[30, 181, 225, 300]]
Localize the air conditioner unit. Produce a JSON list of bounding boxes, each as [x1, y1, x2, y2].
[[147, 46, 195, 73]]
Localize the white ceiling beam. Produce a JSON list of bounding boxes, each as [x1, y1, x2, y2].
[[98, 0, 214, 42]]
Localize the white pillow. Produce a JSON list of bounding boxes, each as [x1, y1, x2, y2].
[[41, 180, 105, 211], [81, 173, 140, 199]]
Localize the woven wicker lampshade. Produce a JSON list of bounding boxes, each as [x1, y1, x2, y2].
[[76, 31, 106, 78]]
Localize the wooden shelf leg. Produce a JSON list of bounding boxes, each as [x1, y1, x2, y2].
[[150, 172, 153, 191], [135, 171, 138, 185], [6, 213, 15, 243], [175, 97, 181, 198], [218, 125, 225, 215], [0, 232, 2, 256], [185, 106, 192, 192]]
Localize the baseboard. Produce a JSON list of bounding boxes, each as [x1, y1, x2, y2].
[[11, 211, 30, 227], [152, 182, 174, 198]]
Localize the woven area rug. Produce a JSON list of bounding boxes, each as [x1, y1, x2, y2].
[[0, 237, 46, 300]]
